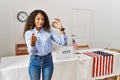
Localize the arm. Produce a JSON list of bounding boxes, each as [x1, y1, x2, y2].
[[51, 18, 68, 46], [25, 31, 37, 54]]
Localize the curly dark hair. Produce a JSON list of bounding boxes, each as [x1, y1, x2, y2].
[[23, 10, 50, 35]]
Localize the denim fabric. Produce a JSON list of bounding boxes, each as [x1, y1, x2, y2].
[[29, 53, 54, 80]]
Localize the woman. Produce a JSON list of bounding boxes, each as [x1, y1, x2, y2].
[[23, 9, 67, 80]]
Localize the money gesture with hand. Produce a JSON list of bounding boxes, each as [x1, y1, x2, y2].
[[31, 33, 37, 46]]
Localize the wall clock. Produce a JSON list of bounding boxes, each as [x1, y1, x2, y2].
[[17, 11, 28, 22]]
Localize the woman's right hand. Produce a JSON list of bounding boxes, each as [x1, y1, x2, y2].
[[31, 33, 37, 46]]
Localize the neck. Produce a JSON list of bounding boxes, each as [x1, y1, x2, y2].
[[36, 27, 42, 31]]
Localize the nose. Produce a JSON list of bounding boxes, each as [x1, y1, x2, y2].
[[39, 19, 42, 23], [39, 19, 44, 23]]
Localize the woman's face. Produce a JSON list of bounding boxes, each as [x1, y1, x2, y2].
[[34, 13, 45, 31]]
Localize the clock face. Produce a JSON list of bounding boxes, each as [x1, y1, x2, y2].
[[17, 11, 28, 22]]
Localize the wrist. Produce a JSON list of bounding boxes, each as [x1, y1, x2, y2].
[[60, 28, 65, 31], [31, 42, 36, 46]]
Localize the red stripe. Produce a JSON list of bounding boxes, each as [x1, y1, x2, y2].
[[111, 55, 114, 73], [106, 56, 109, 75], [84, 52, 95, 77], [88, 52, 101, 77], [84, 52, 101, 77], [84, 52, 96, 77], [108, 56, 110, 74], [84, 52, 114, 77]]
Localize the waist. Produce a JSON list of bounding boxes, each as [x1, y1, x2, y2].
[[31, 52, 51, 58]]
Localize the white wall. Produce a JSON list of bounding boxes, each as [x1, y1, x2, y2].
[[0, 0, 120, 58], [90, 0, 120, 48], [0, 0, 15, 57]]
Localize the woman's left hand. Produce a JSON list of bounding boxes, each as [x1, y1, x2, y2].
[[51, 18, 63, 29]]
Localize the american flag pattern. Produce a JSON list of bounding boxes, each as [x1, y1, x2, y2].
[[72, 39, 79, 49], [84, 51, 114, 77]]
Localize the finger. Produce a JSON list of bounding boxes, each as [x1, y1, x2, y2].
[[32, 33, 35, 36], [51, 22, 57, 27], [34, 35, 37, 40], [51, 23, 55, 27], [31, 33, 36, 41], [54, 18, 60, 21]]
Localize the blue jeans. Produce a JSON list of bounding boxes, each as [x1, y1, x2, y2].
[[29, 53, 54, 80]]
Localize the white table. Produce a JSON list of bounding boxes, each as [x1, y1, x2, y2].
[[0, 48, 120, 80]]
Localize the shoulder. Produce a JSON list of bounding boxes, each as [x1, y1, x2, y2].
[[25, 29, 34, 37], [25, 30, 33, 34], [49, 28, 55, 33]]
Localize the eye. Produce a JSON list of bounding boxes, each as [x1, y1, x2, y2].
[[37, 18, 40, 20]]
